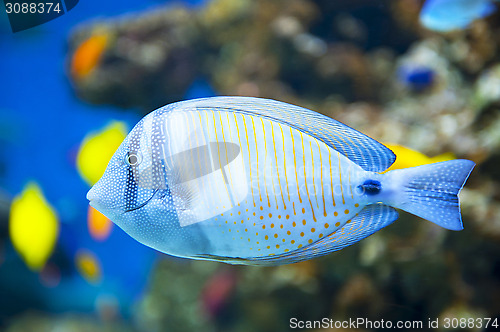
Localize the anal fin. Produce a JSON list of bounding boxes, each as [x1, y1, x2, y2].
[[199, 204, 399, 266], [304, 204, 398, 257]]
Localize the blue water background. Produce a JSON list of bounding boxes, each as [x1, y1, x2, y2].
[[0, 0, 209, 316]]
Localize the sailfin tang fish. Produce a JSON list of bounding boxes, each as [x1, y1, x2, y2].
[[87, 97, 474, 266]]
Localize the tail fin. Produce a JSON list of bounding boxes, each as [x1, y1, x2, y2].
[[385, 160, 475, 230]]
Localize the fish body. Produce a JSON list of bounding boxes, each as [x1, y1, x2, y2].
[[88, 97, 475, 265], [420, 0, 497, 32]]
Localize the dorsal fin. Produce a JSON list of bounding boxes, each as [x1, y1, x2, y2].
[[167, 97, 396, 172], [193, 204, 399, 266]]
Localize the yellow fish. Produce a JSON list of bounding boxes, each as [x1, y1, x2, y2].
[[382, 143, 455, 172], [77, 121, 128, 187], [9, 182, 59, 271], [70, 31, 110, 80]]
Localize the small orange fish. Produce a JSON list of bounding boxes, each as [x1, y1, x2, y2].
[[75, 249, 102, 284], [88, 205, 113, 241], [71, 32, 109, 80]]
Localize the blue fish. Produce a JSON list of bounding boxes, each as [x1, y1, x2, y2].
[[87, 97, 475, 265], [420, 0, 498, 32]]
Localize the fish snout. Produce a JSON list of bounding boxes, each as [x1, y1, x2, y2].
[[86, 180, 122, 214], [86, 186, 96, 203], [86, 185, 103, 211]]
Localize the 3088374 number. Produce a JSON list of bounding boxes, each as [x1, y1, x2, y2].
[[5, 2, 61, 14], [443, 317, 499, 329]]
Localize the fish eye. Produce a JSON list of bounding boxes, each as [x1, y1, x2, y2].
[[125, 151, 142, 166]]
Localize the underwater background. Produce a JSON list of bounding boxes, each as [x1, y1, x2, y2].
[[1, 0, 499, 331]]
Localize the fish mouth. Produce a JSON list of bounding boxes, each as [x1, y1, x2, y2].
[[86, 187, 96, 202], [86, 188, 101, 210], [124, 189, 159, 213], [87, 186, 126, 212]]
